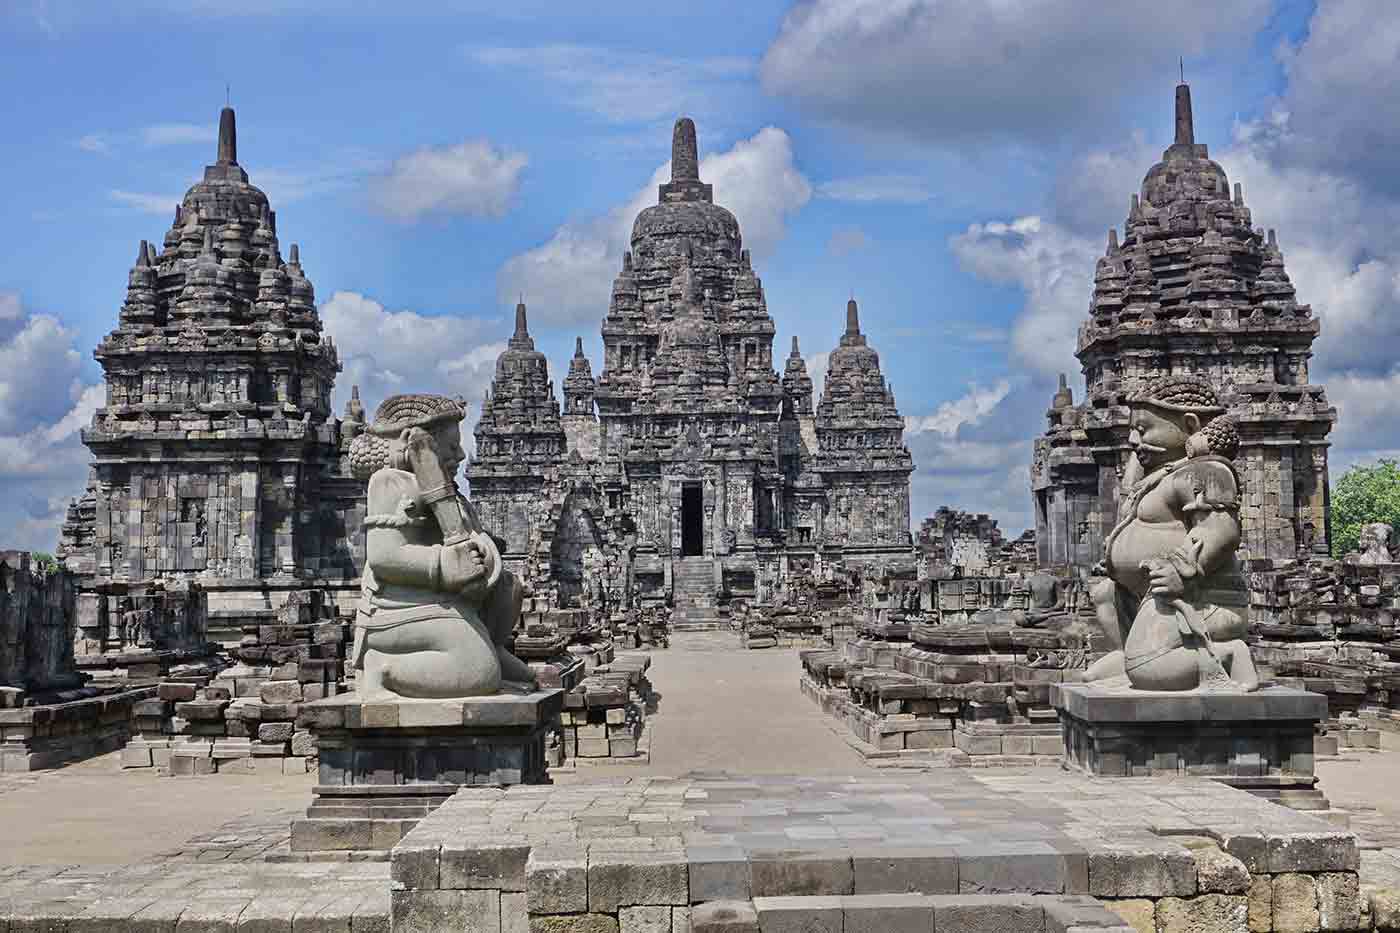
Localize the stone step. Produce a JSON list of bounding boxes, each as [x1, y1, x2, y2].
[[728, 894, 1133, 933]]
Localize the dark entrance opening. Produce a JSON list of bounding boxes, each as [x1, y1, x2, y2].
[[681, 483, 703, 557]]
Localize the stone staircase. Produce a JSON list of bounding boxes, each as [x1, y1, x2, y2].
[[671, 557, 723, 631]]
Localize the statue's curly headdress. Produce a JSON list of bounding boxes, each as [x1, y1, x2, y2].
[[347, 393, 467, 480], [1129, 375, 1226, 415]]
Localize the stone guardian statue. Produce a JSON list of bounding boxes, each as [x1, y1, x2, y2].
[[1083, 376, 1259, 691], [348, 394, 537, 699], [1352, 522, 1394, 565]]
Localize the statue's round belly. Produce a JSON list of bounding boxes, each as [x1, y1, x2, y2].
[[1109, 520, 1187, 597]]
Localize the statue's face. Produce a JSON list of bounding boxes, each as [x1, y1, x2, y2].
[[432, 423, 466, 479], [1129, 404, 1192, 469]]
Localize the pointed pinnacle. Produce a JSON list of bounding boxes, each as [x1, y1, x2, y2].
[[1174, 81, 1195, 147], [136, 240, 150, 268], [217, 106, 237, 165], [671, 117, 699, 183]]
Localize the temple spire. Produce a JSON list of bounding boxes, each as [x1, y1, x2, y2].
[[574, 336, 584, 357], [515, 301, 529, 338], [1174, 82, 1194, 147], [217, 106, 237, 165], [846, 298, 860, 336], [791, 335, 800, 355], [671, 117, 699, 183]]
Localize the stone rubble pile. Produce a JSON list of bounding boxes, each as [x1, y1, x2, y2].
[[122, 589, 349, 774], [559, 654, 653, 762], [1247, 556, 1400, 749]]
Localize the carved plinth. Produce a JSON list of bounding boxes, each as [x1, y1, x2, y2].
[[1051, 682, 1330, 809], [291, 689, 563, 854]]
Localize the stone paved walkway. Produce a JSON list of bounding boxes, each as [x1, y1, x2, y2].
[[563, 633, 875, 779]]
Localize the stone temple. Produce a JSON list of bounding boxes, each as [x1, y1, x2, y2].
[[468, 118, 916, 622], [57, 107, 367, 649], [1032, 82, 1336, 568]]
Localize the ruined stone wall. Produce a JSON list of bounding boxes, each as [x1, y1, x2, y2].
[[73, 581, 207, 660], [0, 553, 80, 695]]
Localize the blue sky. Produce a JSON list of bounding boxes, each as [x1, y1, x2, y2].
[[6, 0, 1400, 551]]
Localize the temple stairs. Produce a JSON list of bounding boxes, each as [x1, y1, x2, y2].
[[671, 557, 723, 632]]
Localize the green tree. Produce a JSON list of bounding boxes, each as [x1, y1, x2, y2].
[[1330, 459, 1400, 558]]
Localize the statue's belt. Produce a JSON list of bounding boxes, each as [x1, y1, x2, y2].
[[356, 602, 466, 632]]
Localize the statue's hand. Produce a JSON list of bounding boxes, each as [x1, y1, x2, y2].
[[1140, 558, 1185, 598], [439, 540, 487, 592]]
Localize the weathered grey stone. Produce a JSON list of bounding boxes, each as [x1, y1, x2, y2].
[[1187, 843, 1251, 895], [440, 841, 529, 892], [527, 846, 588, 914], [1270, 873, 1319, 932], [842, 893, 934, 933], [927, 894, 1044, 933], [1316, 872, 1360, 931], [619, 906, 671, 933], [751, 895, 842, 933], [689, 901, 757, 933], [588, 848, 689, 911], [851, 845, 957, 895], [392, 890, 499, 933], [749, 850, 852, 898], [529, 916, 618, 933], [1155, 894, 1247, 933]]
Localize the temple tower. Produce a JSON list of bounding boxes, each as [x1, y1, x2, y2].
[[1032, 82, 1336, 567], [468, 302, 566, 559], [812, 298, 914, 553], [562, 337, 600, 461], [58, 107, 365, 644]]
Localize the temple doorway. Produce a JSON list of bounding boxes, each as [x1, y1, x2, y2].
[[681, 482, 704, 556]]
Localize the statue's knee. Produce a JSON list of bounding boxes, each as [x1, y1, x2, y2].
[[1090, 578, 1116, 605]]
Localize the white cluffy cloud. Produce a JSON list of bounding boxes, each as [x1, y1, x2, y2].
[[469, 45, 753, 125], [0, 292, 104, 551], [818, 174, 932, 205], [498, 126, 811, 326], [319, 291, 505, 423], [905, 380, 1011, 437], [369, 140, 527, 221], [109, 190, 180, 215], [759, 0, 1271, 146], [949, 216, 1098, 377]]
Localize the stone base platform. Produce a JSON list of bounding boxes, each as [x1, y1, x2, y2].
[[389, 770, 1367, 933], [2, 770, 1394, 931], [1052, 682, 1330, 808], [0, 685, 156, 772], [291, 689, 563, 855]]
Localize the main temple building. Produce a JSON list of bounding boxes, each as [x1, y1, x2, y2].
[[468, 119, 916, 618], [1033, 83, 1336, 567]]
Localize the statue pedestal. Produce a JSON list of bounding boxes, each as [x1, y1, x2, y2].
[[290, 689, 563, 855], [1051, 682, 1330, 809]]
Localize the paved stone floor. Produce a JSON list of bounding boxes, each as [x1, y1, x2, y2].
[[0, 750, 314, 865]]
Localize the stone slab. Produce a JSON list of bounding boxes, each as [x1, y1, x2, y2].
[[1050, 683, 1327, 723]]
